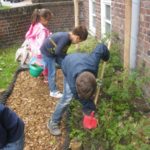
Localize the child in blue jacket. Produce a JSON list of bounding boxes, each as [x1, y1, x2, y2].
[[47, 43, 110, 135], [40, 25, 88, 98], [0, 104, 24, 150]]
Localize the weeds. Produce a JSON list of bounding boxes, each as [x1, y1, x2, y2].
[[69, 36, 150, 150]]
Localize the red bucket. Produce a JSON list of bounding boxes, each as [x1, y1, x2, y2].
[[83, 111, 98, 129]]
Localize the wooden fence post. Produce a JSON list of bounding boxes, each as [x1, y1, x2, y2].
[[74, 0, 80, 50], [124, 0, 132, 70]]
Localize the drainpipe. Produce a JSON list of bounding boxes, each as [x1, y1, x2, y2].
[[130, 0, 141, 69]]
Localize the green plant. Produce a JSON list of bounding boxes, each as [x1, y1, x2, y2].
[[0, 45, 19, 89], [68, 36, 99, 54], [69, 37, 150, 150]]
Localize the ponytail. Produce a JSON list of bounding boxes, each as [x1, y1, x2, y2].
[[31, 9, 40, 25], [31, 8, 52, 25]]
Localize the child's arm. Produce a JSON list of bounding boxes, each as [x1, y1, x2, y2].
[[79, 99, 96, 115], [92, 44, 110, 61]]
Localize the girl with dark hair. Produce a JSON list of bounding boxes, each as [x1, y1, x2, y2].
[[16, 8, 53, 82], [26, 8, 52, 57]]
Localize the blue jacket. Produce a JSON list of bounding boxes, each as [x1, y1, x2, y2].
[[62, 43, 109, 112], [40, 32, 71, 58], [0, 104, 24, 148]]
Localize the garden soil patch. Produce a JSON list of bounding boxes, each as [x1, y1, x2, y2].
[[6, 69, 66, 150]]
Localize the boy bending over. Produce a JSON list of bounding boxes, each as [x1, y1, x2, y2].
[[47, 43, 110, 135]]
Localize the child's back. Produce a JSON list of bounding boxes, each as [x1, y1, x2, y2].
[[0, 104, 24, 149]]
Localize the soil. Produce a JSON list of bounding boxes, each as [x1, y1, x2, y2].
[[6, 69, 67, 150]]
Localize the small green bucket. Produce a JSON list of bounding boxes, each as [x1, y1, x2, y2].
[[29, 64, 43, 77]]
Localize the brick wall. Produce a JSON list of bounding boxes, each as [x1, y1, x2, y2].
[[82, 0, 89, 29], [0, 1, 84, 48], [0, 5, 36, 48], [111, 0, 125, 44], [137, 0, 150, 97], [42, 2, 74, 32], [137, 0, 150, 69], [95, 0, 101, 39]]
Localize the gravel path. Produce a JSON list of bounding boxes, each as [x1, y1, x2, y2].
[[6, 69, 66, 150]]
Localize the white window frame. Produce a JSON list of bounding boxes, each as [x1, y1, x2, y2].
[[89, 0, 96, 36], [101, 0, 111, 37]]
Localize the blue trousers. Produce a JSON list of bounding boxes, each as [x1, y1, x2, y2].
[[0, 133, 24, 150], [42, 54, 57, 92], [51, 77, 73, 123]]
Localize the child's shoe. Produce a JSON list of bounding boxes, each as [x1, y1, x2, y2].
[[50, 91, 63, 98], [47, 120, 61, 136]]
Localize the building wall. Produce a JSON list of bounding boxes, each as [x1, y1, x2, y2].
[[111, 0, 125, 43], [137, 0, 150, 69], [137, 0, 150, 97], [82, 0, 125, 40], [95, 0, 101, 38], [82, 0, 89, 29], [82, 0, 150, 71], [82, 0, 150, 97], [0, 1, 84, 48], [82, 0, 101, 38]]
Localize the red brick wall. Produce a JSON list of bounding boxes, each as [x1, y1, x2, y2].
[[0, 6, 36, 48], [82, 0, 89, 29], [95, 0, 101, 39], [111, 0, 125, 44], [137, 0, 150, 97], [137, 0, 150, 69], [0, 1, 84, 48], [42, 2, 74, 32]]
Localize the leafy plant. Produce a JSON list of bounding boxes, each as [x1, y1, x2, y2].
[[69, 37, 150, 150], [68, 36, 99, 54]]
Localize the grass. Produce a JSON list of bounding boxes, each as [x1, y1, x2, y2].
[[0, 5, 11, 10], [0, 45, 19, 89]]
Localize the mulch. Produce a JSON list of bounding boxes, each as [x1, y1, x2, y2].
[[5, 69, 67, 150]]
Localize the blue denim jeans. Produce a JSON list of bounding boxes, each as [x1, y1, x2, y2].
[[0, 133, 24, 150], [42, 54, 57, 92], [51, 77, 73, 123]]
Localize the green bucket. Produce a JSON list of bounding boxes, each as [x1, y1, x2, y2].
[[29, 64, 43, 77]]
